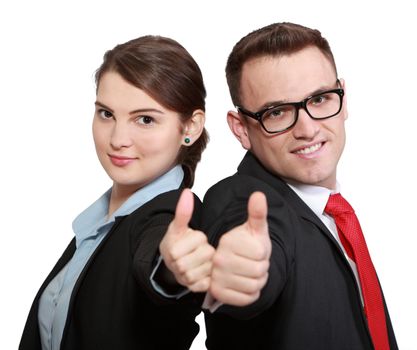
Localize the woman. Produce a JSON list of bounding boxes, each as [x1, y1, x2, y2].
[[19, 35, 212, 350]]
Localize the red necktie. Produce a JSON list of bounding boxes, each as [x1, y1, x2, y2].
[[325, 193, 390, 350]]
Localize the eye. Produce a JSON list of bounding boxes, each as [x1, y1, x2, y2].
[[270, 109, 283, 117], [264, 106, 290, 120], [98, 109, 113, 119], [310, 95, 327, 105], [136, 115, 155, 125]]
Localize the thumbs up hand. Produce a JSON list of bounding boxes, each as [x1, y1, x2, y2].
[[209, 191, 271, 306], [160, 189, 215, 292]]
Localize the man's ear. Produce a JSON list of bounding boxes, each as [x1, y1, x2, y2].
[[182, 109, 205, 146], [339, 78, 348, 120], [227, 110, 251, 150]]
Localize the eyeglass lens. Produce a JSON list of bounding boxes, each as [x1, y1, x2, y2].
[[261, 91, 341, 132]]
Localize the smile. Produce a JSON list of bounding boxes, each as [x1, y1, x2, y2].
[[294, 142, 323, 155], [109, 154, 137, 166]]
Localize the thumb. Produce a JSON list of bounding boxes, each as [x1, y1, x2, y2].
[[247, 191, 268, 236], [171, 188, 194, 234]]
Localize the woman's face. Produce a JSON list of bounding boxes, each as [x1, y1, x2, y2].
[[93, 71, 185, 194]]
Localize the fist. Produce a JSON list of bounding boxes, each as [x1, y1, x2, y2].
[[160, 189, 215, 292], [209, 191, 271, 306]]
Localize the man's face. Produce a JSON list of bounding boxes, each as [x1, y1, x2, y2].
[[233, 46, 347, 189]]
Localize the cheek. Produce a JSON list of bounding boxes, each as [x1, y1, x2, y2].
[[92, 122, 104, 150], [262, 134, 288, 156], [334, 120, 346, 142], [326, 120, 346, 157], [134, 129, 182, 155], [251, 132, 288, 166], [93, 124, 112, 150]]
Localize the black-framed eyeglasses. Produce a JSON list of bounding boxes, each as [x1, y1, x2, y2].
[[236, 81, 345, 134]]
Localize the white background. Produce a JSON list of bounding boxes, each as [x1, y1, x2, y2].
[[1, 0, 416, 349]]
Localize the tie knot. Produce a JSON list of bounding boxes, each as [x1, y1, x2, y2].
[[324, 193, 355, 217]]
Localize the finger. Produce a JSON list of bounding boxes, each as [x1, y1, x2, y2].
[[178, 260, 213, 287], [218, 230, 269, 260], [188, 277, 211, 293], [171, 188, 194, 233], [174, 242, 215, 274], [247, 191, 268, 236], [209, 285, 260, 307], [212, 251, 269, 278], [211, 270, 268, 295], [169, 229, 208, 261]]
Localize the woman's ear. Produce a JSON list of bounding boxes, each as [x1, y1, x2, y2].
[[182, 109, 205, 146], [227, 110, 252, 150]]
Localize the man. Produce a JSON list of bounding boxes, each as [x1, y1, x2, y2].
[[202, 22, 398, 350]]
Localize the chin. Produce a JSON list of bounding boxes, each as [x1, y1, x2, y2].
[[310, 175, 335, 188], [294, 170, 327, 186]]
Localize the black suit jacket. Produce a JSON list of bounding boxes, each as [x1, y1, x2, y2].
[[19, 189, 202, 350], [202, 152, 398, 350]]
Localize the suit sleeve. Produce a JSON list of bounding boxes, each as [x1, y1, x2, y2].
[[131, 190, 204, 307], [202, 175, 296, 319]]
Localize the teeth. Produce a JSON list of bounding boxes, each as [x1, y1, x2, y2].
[[296, 143, 322, 155]]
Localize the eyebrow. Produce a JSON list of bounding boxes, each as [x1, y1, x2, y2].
[[94, 101, 164, 115], [258, 82, 339, 110]]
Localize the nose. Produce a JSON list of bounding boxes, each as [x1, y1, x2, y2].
[[291, 108, 320, 140], [110, 121, 133, 149]]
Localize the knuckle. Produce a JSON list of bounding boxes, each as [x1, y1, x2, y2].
[[241, 291, 260, 306], [209, 283, 222, 300], [208, 245, 216, 255], [254, 261, 269, 277], [260, 273, 269, 288], [237, 296, 251, 307], [212, 252, 225, 268], [189, 284, 199, 292], [190, 278, 210, 292], [201, 278, 211, 290], [252, 243, 268, 260], [234, 292, 258, 307], [168, 247, 177, 261], [218, 233, 231, 247], [183, 270, 196, 284], [245, 279, 261, 294], [263, 260, 270, 273], [177, 276, 187, 287], [202, 245, 216, 260], [210, 266, 221, 280], [250, 291, 261, 303], [256, 276, 267, 291], [169, 246, 183, 261], [196, 231, 208, 243], [174, 260, 187, 274]]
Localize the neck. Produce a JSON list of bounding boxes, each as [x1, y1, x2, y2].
[[108, 184, 139, 217]]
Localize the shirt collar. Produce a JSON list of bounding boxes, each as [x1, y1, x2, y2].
[[72, 165, 184, 244], [111, 165, 184, 219], [286, 181, 340, 218]]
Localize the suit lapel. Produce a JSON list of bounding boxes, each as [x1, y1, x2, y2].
[[237, 152, 344, 252], [63, 186, 183, 328]]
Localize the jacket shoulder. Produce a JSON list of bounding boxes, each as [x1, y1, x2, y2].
[[127, 188, 202, 227], [203, 173, 287, 219]]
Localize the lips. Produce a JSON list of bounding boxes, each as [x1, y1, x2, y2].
[[293, 142, 324, 156], [109, 154, 137, 166]]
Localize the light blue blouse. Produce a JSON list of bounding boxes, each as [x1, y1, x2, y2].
[[37, 166, 184, 350]]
